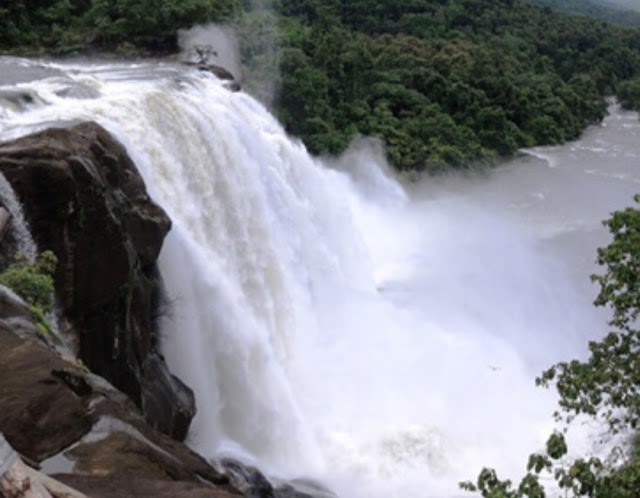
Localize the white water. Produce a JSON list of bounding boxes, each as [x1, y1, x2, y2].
[[0, 170, 37, 261], [1, 57, 638, 497]]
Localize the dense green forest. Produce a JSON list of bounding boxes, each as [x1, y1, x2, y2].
[[246, 0, 640, 171], [3, 0, 640, 171]]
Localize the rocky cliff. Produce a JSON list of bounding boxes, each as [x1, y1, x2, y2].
[[0, 122, 192, 440], [0, 121, 336, 498], [0, 288, 240, 497]]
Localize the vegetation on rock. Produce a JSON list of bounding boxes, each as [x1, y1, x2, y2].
[[0, 250, 57, 312], [0, 250, 58, 338]]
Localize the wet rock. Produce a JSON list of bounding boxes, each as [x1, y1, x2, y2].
[[0, 284, 33, 321], [66, 431, 205, 481], [0, 122, 192, 439], [0, 323, 239, 496], [54, 475, 240, 498], [0, 89, 38, 111], [182, 61, 241, 91], [54, 83, 101, 100], [199, 64, 236, 82], [0, 322, 92, 461], [274, 480, 338, 498], [219, 459, 338, 498], [275, 484, 316, 498], [141, 352, 196, 441], [220, 459, 275, 498], [200, 64, 243, 90]]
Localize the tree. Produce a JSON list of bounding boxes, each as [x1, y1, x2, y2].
[[461, 195, 640, 497], [617, 77, 640, 111]]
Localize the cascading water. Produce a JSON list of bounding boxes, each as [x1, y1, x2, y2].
[[1, 56, 637, 497], [0, 170, 37, 261]]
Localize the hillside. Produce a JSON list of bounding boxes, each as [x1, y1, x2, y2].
[[250, 0, 640, 171]]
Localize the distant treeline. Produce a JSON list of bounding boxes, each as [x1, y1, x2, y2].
[[4, 0, 640, 171], [0, 1, 239, 54]]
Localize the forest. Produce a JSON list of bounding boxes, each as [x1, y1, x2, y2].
[[4, 0, 640, 172]]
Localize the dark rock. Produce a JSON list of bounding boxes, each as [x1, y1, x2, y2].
[[224, 81, 242, 92], [0, 323, 239, 496], [0, 89, 38, 110], [0, 322, 92, 461], [220, 459, 339, 498], [0, 122, 193, 440], [182, 61, 241, 91], [0, 284, 33, 321], [200, 64, 236, 81], [66, 431, 205, 481], [221, 459, 275, 498], [275, 484, 316, 498], [274, 480, 338, 498], [54, 474, 240, 498], [141, 352, 196, 441]]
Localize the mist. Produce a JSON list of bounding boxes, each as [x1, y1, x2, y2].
[[178, 24, 242, 81]]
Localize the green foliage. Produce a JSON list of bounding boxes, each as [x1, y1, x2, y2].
[[0, 250, 57, 311], [462, 196, 640, 497], [84, 0, 241, 51], [0, 0, 241, 53], [255, 0, 638, 171], [617, 78, 640, 111]]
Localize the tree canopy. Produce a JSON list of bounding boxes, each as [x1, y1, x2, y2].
[[247, 0, 640, 171]]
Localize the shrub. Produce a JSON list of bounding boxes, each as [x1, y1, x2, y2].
[[0, 250, 57, 312]]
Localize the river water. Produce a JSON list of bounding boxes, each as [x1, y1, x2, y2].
[[0, 56, 639, 497]]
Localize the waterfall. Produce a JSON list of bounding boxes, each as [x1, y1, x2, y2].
[[0, 60, 615, 497], [0, 171, 37, 261]]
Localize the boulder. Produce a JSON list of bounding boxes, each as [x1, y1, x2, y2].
[[220, 459, 274, 498], [0, 284, 34, 322], [0, 122, 193, 440], [0, 323, 91, 461], [54, 475, 240, 498], [220, 460, 337, 498], [198, 64, 242, 91], [274, 481, 338, 498], [199, 64, 235, 81], [182, 61, 241, 91], [0, 322, 239, 497]]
